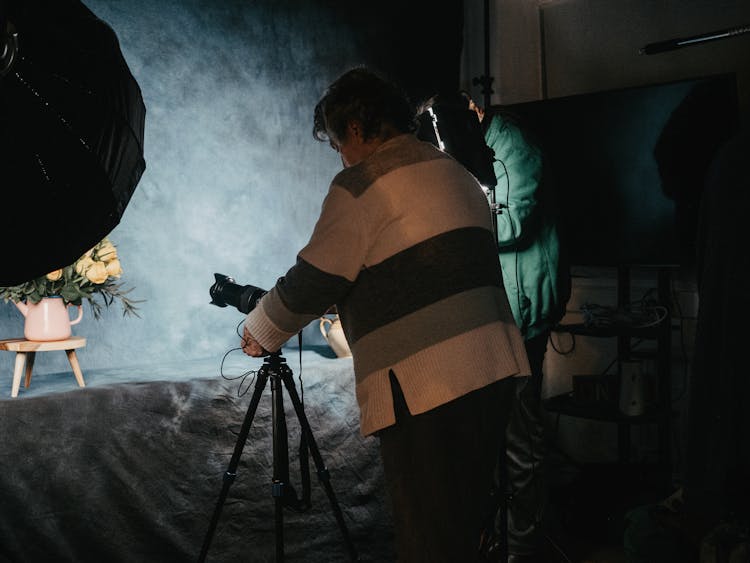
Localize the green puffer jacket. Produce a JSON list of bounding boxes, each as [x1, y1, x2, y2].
[[484, 113, 570, 340]]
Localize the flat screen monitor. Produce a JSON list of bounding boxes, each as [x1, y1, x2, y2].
[[497, 73, 740, 268]]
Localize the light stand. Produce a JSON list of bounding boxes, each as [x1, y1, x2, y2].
[[198, 351, 358, 562], [471, 7, 509, 561], [472, 0, 494, 111]]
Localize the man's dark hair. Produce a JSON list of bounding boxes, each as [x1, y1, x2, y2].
[[313, 66, 417, 143]]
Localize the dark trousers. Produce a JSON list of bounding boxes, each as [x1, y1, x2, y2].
[[497, 332, 549, 556], [378, 372, 516, 563]]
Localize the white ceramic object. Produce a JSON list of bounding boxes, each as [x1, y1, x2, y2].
[[319, 315, 352, 358], [15, 296, 83, 341]]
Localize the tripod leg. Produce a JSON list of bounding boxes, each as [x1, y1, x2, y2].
[[198, 368, 269, 563], [271, 373, 288, 562], [280, 368, 359, 562]]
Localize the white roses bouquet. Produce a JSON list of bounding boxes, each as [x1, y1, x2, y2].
[[0, 237, 142, 318]]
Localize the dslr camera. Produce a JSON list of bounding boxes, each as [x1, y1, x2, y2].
[[209, 273, 266, 314]]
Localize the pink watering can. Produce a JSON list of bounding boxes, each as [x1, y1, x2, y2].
[[15, 296, 83, 341]]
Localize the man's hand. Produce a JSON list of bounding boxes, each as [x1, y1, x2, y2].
[[241, 325, 269, 357]]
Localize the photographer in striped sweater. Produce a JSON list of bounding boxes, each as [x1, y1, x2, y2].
[[242, 66, 530, 562]]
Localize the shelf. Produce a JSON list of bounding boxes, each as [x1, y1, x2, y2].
[[543, 393, 669, 424], [553, 322, 664, 339], [550, 266, 673, 469]]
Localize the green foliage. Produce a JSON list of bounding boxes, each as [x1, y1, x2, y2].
[[0, 238, 143, 320]]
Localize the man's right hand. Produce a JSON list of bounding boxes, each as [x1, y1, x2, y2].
[[241, 325, 269, 357]]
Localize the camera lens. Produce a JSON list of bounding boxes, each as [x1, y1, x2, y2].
[[209, 273, 266, 314]]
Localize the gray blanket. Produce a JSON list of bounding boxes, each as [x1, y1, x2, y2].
[[0, 353, 394, 562]]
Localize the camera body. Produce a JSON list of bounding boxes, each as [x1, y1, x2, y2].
[[209, 273, 266, 314]]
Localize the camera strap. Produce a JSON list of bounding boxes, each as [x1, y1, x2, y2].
[[296, 429, 312, 511]]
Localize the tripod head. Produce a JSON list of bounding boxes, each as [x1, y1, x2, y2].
[[261, 349, 290, 373]]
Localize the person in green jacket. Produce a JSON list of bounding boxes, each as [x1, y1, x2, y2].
[[467, 93, 571, 562]]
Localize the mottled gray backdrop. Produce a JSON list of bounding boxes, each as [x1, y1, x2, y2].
[[0, 0, 462, 376]]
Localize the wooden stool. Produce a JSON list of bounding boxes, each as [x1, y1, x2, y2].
[[0, 336, 87, 398]]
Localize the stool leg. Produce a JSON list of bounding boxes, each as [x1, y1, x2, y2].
[[11, 352, 27, 398], [66, 349, 86, 388], [24, 351, 36, 388]]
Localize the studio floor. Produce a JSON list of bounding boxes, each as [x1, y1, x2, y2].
[[0, 346, 396, 563], [532, 447, 743, 563], [2, 345, 739, 562]]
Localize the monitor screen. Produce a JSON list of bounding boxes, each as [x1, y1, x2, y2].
[[497, 73, 740, 268]]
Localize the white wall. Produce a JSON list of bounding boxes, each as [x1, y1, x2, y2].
[[461, 0, 749, 469], [461, 0, 544, 104], [463, 0, 750, 116], [540, 0, 750, 119]]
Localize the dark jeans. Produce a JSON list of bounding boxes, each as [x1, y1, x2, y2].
[[378, 372, 516, 563], [495, 331, 549, 557]]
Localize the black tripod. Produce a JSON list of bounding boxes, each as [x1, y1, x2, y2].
[[198, 351, 359, 562]]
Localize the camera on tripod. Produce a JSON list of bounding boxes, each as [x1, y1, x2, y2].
[[209, 273, 267, 314], [201, 279, 358, 563]]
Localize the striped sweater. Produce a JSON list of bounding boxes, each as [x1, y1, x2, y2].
[[245, 133, 530, 436]]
